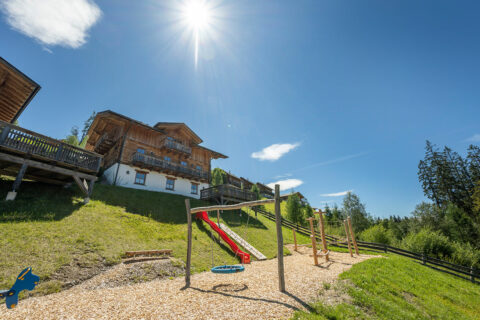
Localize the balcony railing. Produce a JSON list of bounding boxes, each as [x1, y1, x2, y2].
[[132, 152, 208, 181], [200, 184, 257, 202], [163, 139, 192, 155], [0, 120, 102, 173]]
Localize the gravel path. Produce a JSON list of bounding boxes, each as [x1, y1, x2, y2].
[[1, 247, 376, 319]]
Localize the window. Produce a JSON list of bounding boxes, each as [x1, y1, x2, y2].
[[137, 148, 145, 154], [164, 156, 171, 162], [191, 183, 198, 194], [166, 178, 175, 190], [196, 165, 202, 171], [134, 172, 146, 185], [167, 136, 174, 141], [181, 161, 187, 166]]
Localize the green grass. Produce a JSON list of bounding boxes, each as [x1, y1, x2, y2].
[[0, 178, 309, 295], [292, 255, 480, 320]]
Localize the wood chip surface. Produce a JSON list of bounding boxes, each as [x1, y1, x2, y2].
[[0, 247, 376, 319]]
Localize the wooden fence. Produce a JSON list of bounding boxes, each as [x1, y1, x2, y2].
[[256, 208, 480, 284]]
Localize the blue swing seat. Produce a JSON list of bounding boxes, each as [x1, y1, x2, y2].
[[211, 265, 245, 274]]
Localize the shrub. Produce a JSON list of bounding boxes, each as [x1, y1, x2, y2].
[[401, 228, 453, 258], [360, 225, 394, 245], [450, 242, 480, 269]]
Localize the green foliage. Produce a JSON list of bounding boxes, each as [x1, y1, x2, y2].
[[303, 202, 314, 220], [64, 111, 95, 149], [211, 168, 225, 186], [360, 225, 394, 245], [401, 228, 453, 258], [250, 184, 260, 200], [294, 255, 480, 319], [286, 193, 304, 225], [473, 181, 480, 213], [342, 192, 371, 232]]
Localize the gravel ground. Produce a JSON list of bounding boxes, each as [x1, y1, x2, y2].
[[0, 247, 376, 320]]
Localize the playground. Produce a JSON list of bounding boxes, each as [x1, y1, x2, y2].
[[0, 248, 373, 319]]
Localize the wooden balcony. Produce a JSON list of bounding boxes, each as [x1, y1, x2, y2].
[[200, 184, 257, 204], [0, 120, 102, 173], [131, 152, 208, 182], [161, 139, 192, 157]]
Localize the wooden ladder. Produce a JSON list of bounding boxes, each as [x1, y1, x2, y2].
[[218, 223, 267, 261]]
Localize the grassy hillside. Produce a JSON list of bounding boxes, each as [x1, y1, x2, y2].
[[293, 254, 480, 320], [0, 178, 310, 295]]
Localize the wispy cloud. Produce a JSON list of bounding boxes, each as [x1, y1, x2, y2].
[[1, 0, 102, 48], [251, 143, 300, 161], [267, 178, 303, 191], [466, 134, 480, 142], [292, 152, 367, 172], [274, 173, 292, 179], [320, 190, 352, 197]]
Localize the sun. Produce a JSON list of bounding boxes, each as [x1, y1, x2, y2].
[[184, 1, 211, 31]]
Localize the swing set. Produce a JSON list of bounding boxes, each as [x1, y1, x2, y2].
[[184, 184, 287, 292]]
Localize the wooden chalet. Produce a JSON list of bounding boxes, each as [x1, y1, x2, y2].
[[256, 182, 274, 199], [0, 57, 102, 202], [224, 171, 242, 188], [85, 111, 227, 198], [240, 177, 254, 190], [280, 191, 307, 204]]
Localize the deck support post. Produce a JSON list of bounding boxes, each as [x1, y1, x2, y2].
[[274, 184, 285, 292], [6, 162, 28, 200], [185, 199, 192, 287]]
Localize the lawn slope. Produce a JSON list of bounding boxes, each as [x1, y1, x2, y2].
[[293, 255, 480, 320], [0, 178, 309, 295]]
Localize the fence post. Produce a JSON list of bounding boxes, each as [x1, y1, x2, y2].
[[422, 253, 426, 265], [471, 266, 475, 283], [292, 229, 297, 251], [384, 244, 388, 253]]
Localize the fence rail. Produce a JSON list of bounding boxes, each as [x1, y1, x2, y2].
[[0, 120, 102, 172], [255, 208, 479, 284]]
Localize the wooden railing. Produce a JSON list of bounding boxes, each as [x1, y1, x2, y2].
[[0, 120, 102, 172], [132, 152, 208, 181], [256, 208, 480, 285], [200, 184, 257, 202], [163, 139, 192, 155]]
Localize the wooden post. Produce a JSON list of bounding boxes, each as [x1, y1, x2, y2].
[[185, 199, 192, 287], [347, 216, 359, 256], [308, 217, 318, 265], [470, 266, 475, 283], [274, 184, 285, 292], [12, 162, 28, 192], [318, 211, 329, 262], [344, 220, 353, 257], [292, 229, 297, 251]]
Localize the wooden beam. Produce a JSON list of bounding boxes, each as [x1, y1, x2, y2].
[[317, 211, 329, 262], [190, 198, 276, 213], [185, 198, 192, 287], [12, 162, 28, 191], [73, 176, 88, 195], [344, 220, 353, 257], [0, 152, 98, 181], [274, 184, 285, 292], [308, 217, 319, 266], [347, 216, 359, 256]]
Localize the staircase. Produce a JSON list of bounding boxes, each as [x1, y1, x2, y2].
[[218, 223, 267, 261]]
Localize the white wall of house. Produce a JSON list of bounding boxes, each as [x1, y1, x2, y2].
[[103, 163, 208, 199]]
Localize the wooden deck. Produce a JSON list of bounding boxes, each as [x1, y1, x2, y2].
[[0, 120, 102, 201], [200, 184, 257, 204]]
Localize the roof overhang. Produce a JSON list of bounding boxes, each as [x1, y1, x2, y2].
[[0, 57, 41, 123], [154, 122, 203, 144]]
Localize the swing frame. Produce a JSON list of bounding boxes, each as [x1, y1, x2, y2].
[[184, 184, 286, 292]]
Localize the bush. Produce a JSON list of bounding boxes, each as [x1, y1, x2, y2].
[[360, 225, 394, 245], [401, 228, 453, 258], [450, 242, 480, 269]]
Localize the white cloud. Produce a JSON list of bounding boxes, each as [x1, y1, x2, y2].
[[320, 190, 352, 197], [251, 143, 300, 161], [466, 134, 480, 142], [267, 178, 303, 191], [1, 0, 102, 48]]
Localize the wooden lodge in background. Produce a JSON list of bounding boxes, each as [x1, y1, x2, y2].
[[85, 111, 227, 198], [0, 57, 102, 202]]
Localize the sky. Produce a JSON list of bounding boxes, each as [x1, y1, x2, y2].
[[1, 0, 479, 218]]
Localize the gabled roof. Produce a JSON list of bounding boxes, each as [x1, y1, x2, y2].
[[0, 57, 41, 123], [256, 182, 273, 191], [154, 122, 203, 144], [193, 145, 228, 159], [280, 191, 305, 200]]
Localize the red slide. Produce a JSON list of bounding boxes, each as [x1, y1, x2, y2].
[[196, 211, 251, 264]]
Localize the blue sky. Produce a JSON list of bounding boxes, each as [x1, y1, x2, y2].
[[1, 0, 479, 217]]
